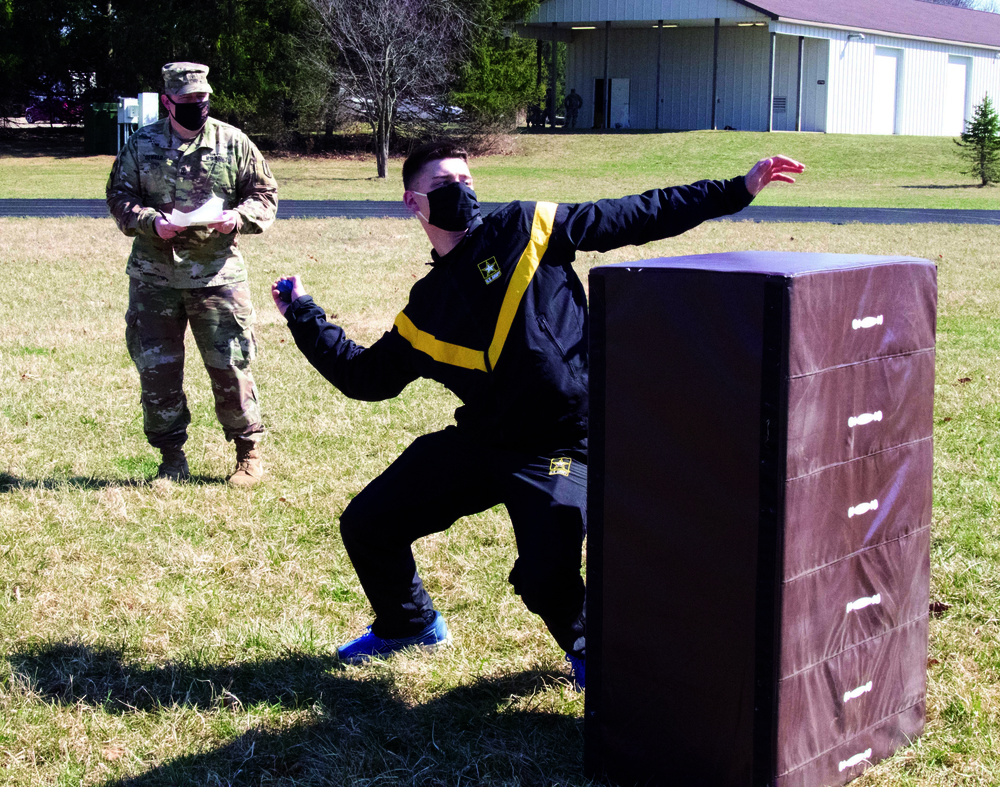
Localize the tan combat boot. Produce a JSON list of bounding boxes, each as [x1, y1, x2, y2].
[[157, 447, 190, 481], [228, 438, 263, 486]]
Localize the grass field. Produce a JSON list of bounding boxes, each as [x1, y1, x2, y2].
[[2, 126, 999, 208], [1, 212, 998, 785]]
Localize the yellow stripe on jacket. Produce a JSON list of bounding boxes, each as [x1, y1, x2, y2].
[[394, 201, 559, 373], [488, 201, 558, 370], [393, 311, 488, 372]]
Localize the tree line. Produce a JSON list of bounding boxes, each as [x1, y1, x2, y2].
[[0, 0, 558, 174]]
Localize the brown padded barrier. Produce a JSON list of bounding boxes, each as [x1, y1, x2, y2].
[[786, 264, 936, 376], [776, 617, 928, 778], [778, 527, 930, 675], [785, 352, 935, 478], [776, 703, 926, 787], [782, 441, 932, 579], [586, 253, 936, 787]]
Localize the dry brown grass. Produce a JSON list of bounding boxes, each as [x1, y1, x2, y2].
[[1, 216, 998, 785]]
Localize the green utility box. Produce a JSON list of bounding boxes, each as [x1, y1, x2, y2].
[[84, 103, 118, 155]]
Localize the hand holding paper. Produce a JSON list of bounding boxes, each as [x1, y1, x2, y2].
[[154, 215, 183, 240], [167, 195, 225, 227], [206, 210, 241, 235]]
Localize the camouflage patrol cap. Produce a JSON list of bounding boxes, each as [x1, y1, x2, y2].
[[161, 62, 214, 95]]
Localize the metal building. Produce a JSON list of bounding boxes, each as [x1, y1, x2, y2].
[[517, 0, 1000, 134]]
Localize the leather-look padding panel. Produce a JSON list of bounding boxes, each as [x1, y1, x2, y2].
[[783, 439, 933, 579], [786, 352, 935, 478], [779, 527, 930, 675], [776, 616, 928, 774], [787, 264, 937, 376]]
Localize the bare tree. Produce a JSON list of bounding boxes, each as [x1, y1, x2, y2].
[[302, 0, 471, 178]]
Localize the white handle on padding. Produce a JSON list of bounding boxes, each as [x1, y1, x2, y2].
[[843, 681, 873, 703], [848, 411, 883, 428], [848, 499, 879, 518], [846, 593, 882, 613], [852, 315, 884, 330], [838, 749, 873, 772]]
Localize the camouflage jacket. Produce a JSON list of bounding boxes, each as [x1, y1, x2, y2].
[[106, 117, 278, 288]]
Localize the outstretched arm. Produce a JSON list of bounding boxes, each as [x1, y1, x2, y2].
[[554, 155, 805, 255], [744, 155, 805, 197], [273, 276, 417, 402]]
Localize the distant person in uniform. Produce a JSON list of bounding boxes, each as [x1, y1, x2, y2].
[[527, 102, 543, 129], [270, 141, 804, 688], [565, 88, 583, 129], [106, 62, 278, 484]]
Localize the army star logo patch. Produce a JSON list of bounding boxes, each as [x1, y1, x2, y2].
[[549, 457, 572, 477], [478, 257, 501, 284]]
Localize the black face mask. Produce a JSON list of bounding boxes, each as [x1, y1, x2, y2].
[[418, 181, 481, 231], [169, 98, 210, 132]]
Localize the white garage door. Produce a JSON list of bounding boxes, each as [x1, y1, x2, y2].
[[872, 48, 900, 135], [945, 57, 969, 137]]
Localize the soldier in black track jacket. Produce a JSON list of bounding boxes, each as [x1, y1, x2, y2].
[[271, 141, 804, 683]]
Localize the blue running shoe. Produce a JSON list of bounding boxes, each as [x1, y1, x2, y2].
[[338, 612, 452, 664], [566, 652, 585, 691]]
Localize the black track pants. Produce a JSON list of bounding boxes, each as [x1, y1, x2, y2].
[[339, 426, 587, 658]]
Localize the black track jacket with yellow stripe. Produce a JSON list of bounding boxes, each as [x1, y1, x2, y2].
[[285, 177, 754, 453]]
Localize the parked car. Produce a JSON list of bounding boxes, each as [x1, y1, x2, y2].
[[24, 97, 84, 125], [341, 95, 462, 123], [396, 99, 463, 122]]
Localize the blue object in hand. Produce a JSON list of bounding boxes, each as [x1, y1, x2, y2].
[[276, 279, 293, 303]]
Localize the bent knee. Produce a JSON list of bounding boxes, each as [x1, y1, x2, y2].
[[510, 562, 583, 614], [339, 495, 377, 546]]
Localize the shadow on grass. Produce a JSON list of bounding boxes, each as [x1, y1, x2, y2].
[[516, 127, 687, 136], [900, 184, 984, 190], [0, 473, 229, 492], [9, 641, 589, 786], [277, 174, 391, 183], [0, 127, 85, 158]]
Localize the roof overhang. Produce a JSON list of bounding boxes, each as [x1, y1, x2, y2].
[[515, 17, 770, 43], [516, 15, 1000, 55], [512, 24, 575, 43], [776, 16, 1000, 52], [521, 0, 1000, 50]]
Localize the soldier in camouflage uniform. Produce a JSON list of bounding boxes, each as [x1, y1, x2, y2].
[[106, 62, 278, 485]]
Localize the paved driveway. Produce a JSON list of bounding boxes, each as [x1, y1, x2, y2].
[[1, 199, 996, 224]]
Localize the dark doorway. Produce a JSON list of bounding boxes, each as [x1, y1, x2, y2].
[[593, 79, 607, 129]]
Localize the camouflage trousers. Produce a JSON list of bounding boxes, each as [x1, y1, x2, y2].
[[125, 278, 264, 450]]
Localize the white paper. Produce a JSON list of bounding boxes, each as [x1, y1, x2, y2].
[[168, 196, 225, 227]]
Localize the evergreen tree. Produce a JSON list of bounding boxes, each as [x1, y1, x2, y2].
[[451, 0, 544, 131], [955, 95, 1000, 186]]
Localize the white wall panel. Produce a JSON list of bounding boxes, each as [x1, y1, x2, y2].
[[969, 56, 1000, 136], [562, 16, 1000, 135], [715, 27, 772, 131], [800, 38, 829, 132], [565, 25, 770, 130], [775, 21, 1000, 136], [771, 35, 799, 131]]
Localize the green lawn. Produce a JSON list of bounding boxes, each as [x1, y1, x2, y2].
[[2, 127, 999, 207], [1, 215, 998, 785]]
